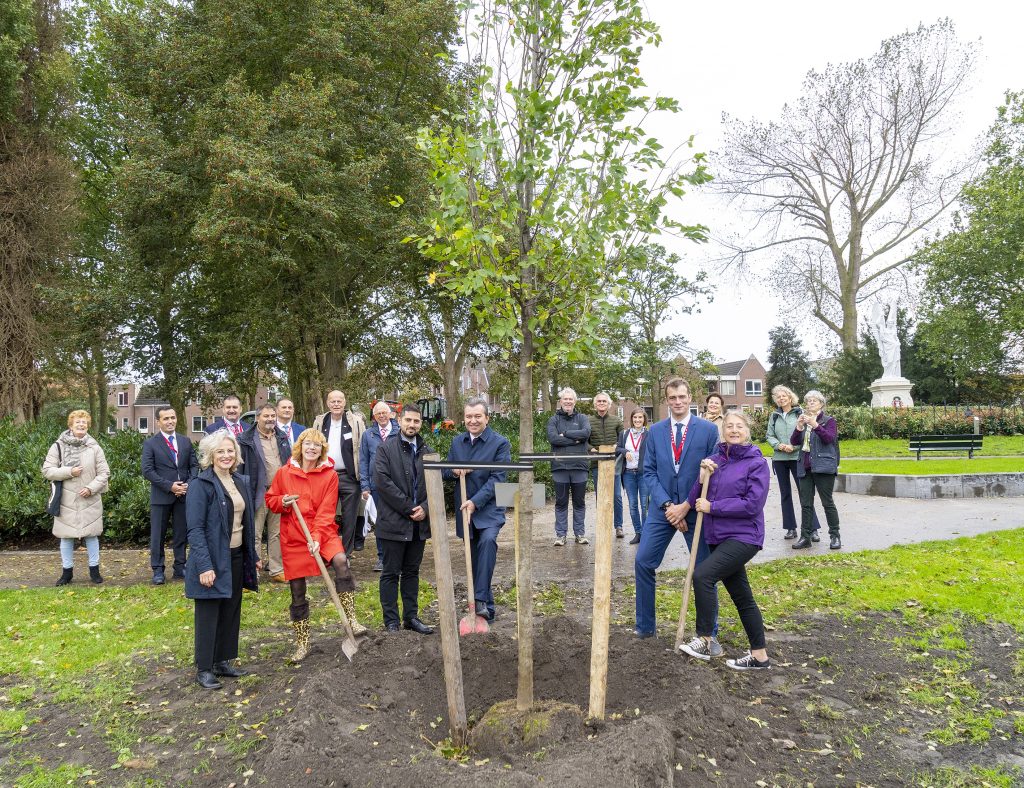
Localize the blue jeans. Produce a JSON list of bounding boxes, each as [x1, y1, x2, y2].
[[634, 514, 717, 636], [590, 464, 623, 530], [60, 536, 99, 568], [620, 469, 648, 535]]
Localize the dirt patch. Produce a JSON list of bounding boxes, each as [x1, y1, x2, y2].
[[3, 593, 1023, 786]]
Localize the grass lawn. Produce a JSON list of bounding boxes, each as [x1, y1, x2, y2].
[[757, 435, 1024, 458], [839, 457, 1024, 475]]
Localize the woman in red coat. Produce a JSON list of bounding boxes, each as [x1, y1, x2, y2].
[[266, 428, 362, 661]]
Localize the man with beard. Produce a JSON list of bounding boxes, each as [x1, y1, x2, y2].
[[238, 404, 291, 581]]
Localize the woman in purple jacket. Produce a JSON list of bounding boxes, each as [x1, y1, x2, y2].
[[790, 390, 841, 551], [678, 410, 771, 670]]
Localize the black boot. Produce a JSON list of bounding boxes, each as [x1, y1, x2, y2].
[[89, 565, 103, 584], [792, 537, 812, 550], [56, 567, 73, 586]]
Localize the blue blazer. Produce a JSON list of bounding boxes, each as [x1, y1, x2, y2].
[[280, 421, 306, 443], [443, 427, 512, 536], [141, 432, 198, 506], [643, 416, 720, 526], [359, 419, 398, 493]]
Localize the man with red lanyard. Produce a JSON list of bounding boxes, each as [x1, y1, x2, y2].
[[633, 378, 720, 640]]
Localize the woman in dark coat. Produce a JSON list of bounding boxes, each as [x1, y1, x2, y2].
[[185, 430, 260, 690], [790, 390, 842, 551]]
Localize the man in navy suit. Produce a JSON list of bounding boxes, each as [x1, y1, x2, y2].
[[142, 407, 198, 584], [444, 397, 512, 621], [204, 394, 245, 437], [635, 378, 720, 641], [275, 398, 305, 447]]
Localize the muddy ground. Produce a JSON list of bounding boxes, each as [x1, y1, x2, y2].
[[3, 577, 1022, 787]]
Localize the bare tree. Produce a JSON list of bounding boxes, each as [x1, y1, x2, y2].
[[716, 20, 977, 351]]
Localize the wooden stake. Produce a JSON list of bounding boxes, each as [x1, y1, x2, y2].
[[588, 445, 616, 720], [423, 454, 468, 746], [516, 477, 534, 711]]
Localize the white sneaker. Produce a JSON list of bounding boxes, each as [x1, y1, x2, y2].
[[575, 535, 590, 545], [553, 536, 566, 546]]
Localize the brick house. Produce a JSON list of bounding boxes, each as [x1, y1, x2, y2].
[[705, 355, 767, 411], [107, 383, 275, 437]]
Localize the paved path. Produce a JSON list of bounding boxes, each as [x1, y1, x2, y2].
[[2, 478, 1019, 591]]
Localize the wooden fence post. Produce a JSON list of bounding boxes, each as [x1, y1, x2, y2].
[[588, 446, 615, 719]]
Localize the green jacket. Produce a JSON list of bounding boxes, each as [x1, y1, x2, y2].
[[588, 412, 623, 450], [766, 406, 803, 462]]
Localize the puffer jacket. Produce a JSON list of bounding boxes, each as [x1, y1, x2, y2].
[[546, 409, 592, 476], [41, 433, 110, 539]]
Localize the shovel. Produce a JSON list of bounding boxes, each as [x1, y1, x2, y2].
[[675, 471, 711, 651], [458, 475, 489, 635], [290, 499, 360, 661]]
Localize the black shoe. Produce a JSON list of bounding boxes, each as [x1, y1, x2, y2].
[[404, 618, 434, 635], [213, 661, 247, 678], [373, 559, 383, 572], [474, 601, 493, 620], [615, 528, 624, 539], [196, 671, 222, 690], [810, 531, 820, 543], [89, 565, 103, 584], [629, 533, 641, 545], [792, 537, 812, 550], [830, 536, 842, 550], [633, 629, 655, 639], [172, 570, 186, 580], [354, 541, 365, 552], [783, 529, 797, 540], [152, 570, 165, 585], [56, 568, 73, 586], [385, 622, 400, 632]]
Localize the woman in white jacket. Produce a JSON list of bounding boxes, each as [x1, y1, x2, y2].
[[41, 410, 110, 585]]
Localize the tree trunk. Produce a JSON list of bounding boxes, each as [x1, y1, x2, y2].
[[95, 346, 108, 436], [154, 299, 185, 417]]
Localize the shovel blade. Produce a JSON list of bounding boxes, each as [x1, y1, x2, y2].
[[341, 637, 358, 662], [459, 614, 490, 636]]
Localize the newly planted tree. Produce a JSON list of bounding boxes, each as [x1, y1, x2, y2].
[[410, 0, 708, 707]]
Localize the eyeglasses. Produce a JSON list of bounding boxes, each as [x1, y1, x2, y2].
[[302, 442, 322, 450]]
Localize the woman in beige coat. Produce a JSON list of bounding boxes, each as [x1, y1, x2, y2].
[[41, 410, 110, 585]]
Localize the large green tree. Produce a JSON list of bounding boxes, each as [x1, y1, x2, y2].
[[764, 326, 815, 405], [915, 90, 1024, 383]]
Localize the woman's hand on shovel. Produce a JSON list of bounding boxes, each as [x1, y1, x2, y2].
[[307, 540, 320, 556]]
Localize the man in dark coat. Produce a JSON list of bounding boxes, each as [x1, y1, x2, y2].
[[204, 394, 245, 437], [373, 404, 433, 634], [444, 397, 511, 621], [546, 387, 591, 545], [141, 406, 198, 584], [237, 404, 292, 580]]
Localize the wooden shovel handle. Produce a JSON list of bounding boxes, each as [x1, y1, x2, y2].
[[675, 472, 711, 649], [459, 475, 476, 614]]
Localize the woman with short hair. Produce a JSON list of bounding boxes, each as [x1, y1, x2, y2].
[[42, 410, 110, 585], [703, 393, 726, 440], [266, 428, 362, 662], [765, 385, 821, 541], [186, 430, 261, 690], [618, 409, 650, 545], [790, 390, 842, 550], [679, 410, 771, 670]]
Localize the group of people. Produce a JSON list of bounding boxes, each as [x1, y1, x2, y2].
[[42, 380, 844, 685]]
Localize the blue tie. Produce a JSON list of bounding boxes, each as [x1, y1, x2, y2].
[[675, 422, 683, 446]]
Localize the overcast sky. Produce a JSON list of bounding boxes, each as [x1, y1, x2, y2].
[[637, 1, 1023, 365]]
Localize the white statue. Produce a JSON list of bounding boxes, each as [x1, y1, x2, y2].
[[868, 301, 901, 379]]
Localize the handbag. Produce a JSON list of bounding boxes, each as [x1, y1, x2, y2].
[[46, 442, 63, 517]]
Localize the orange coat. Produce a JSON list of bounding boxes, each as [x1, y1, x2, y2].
[[266, 458, 344, 580]]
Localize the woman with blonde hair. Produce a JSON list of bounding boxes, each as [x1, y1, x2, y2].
[[42, 410, 110, 585], [185, 430, 261, 689], [266, 428, 362, 662], [765, 385, 821, 541], [678, 410, 772, 670]]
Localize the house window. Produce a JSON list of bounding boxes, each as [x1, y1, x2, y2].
[[138, 417, 149, 432], [616, 406, 623, 419], [192, 416, 204, 433], [689, 405, 699, 417], [745, 380, 763, 396], [741, 405, 750, 412], [117, 391, 127, 407], [719, 380, 736, 396], [122, 418, 128, 429]]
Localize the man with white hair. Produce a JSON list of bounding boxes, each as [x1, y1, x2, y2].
[[546, 388, 591, 545], [312, 390, 366, 556], [359, 400, 399, 571]]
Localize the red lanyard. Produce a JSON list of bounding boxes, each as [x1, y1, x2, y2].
[[628, 431, 643, 452], [163, 435, 177, 458], [671, 422, 688, 464]]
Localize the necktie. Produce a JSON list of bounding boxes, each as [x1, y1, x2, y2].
[[675, 422, 683, 446]]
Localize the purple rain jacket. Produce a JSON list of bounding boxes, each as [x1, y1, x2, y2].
[[686, 442, 770, 549]]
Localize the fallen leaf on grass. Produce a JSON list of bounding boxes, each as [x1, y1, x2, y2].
[[354, 723, 369, 732], [746, 716, 768, 729]]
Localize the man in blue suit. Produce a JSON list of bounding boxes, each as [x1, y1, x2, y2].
[[635, 378, 720, 643], [142, 407, 198, 584], [444, 397, 512, 621], [275, 398, 305, 447]]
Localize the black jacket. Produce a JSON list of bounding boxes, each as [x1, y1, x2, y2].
[[373, 433, 431, 541], [141, 432, 198, 506], [237, 424, 291, 510], [546, 408, 592, 476]]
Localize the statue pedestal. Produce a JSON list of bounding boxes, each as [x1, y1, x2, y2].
[[869, 378, 914, 408]]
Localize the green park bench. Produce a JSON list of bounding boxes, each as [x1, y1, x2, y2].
[[908, 433, 983, 460]]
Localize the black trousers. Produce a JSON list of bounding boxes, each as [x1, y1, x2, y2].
[[773, 460, 820, 532], [194, 548, 243, 671], [798, 472, 840, 538], [336, 470, 360, 556], [379, 536, 426, 627], [693, 539, 765, 651], [150, 498, 187, 573]]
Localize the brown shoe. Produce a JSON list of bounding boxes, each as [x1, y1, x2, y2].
[[271, 572, 287, 583]]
